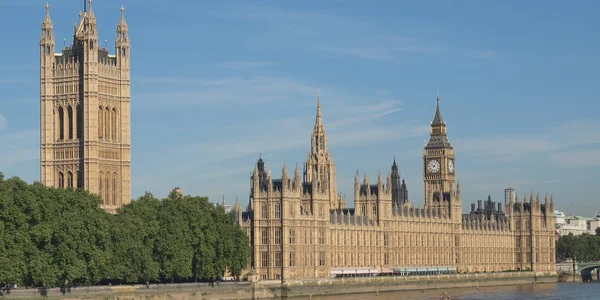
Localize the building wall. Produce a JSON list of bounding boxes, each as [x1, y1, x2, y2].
[[237, 95, 556, 282], [40, 3, 131, 213]]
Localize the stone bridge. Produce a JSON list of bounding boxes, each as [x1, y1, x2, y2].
[[578, 262, 600, 281]]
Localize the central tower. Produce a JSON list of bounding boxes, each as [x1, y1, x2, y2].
[[40, 1, 131, 213], [423, 93, 456, 208], [304, 95, 345, 209]]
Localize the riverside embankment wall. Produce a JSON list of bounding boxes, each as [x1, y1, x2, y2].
[[0, 272, 556, 299], [278, 272, 557, 298]]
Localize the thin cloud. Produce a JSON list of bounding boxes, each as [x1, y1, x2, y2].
[[0, 114, 6, 130], [455, 120, 600, 162], [550, 150, 600, 168], [212, 61, 280, 70], [0, 129, 39, 166]]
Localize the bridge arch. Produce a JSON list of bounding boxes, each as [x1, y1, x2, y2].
[[578, 263, 600, 282]]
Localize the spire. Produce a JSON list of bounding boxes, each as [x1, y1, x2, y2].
[[118, 5, 129, 32], [315, 93, 323, 128], [282, 161, 289, 178], [294, 162, 301, 180], [43, 2, 52, 26], [377, 170, 383, 185], [431, 91, 445, 126]]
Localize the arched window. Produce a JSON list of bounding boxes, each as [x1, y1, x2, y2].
[[77, 105, 83, 139], [275, 203, 281, 219], [98, 106, 103, 138], [99, 172, 103, 203], [105, 172, 110, 205], [104, 109, 109, 140], [67, 106, 73, 139], [67, 171, 73, 188], [111, 108, 117, 140], [261, 203, 268, 219], [112, 173, 117, 206], [58, 172, 64, 188], [77, 170, 83, 189], [58, 107, 65, 140]]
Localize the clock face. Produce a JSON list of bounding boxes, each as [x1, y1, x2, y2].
[[427, 159, 440, 173], [448, 160, 455, 173]]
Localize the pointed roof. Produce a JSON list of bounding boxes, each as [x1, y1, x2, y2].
[[118, 5, 128, 31], [43, 2, 53, 26], [425, 92, 453, 149], [431, 91, 446, 126], [315, 92, 323, 128]]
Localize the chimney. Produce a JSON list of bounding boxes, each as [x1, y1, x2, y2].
[[477, 200, 483, 210], [471, 203, 476, 212], [498, 203, 502, 212]]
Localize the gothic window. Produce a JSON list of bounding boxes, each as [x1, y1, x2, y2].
[[275, 228, 281, 245], [261, 228, 268, 245], [384, 233, 389, 247], [261, 251, 268, 268], [67, 171, 73, 188], [77, 170, 83, 189], [67, 106, 73, 140], [98, 107, 103, 139], [111, 108, 118, 140], [261, 203, 268, 219], [289, 229, 296, 244], [99, 172, 103, 202], [77, 105, 82, 139], [274, 251, 282, 267], [104, 109, 109, 140], [319, 228, 325, 245], [373, 204, 377, 217], [289, 252, 295, 267], [274, 203, 281, 219], [361, 204, 366, 216], [58, 107, 65, 140], [58, 172, 64, 188], [105, 172, 110, 205], [112, 173, 117, 206], [319, 251, 325, 266]]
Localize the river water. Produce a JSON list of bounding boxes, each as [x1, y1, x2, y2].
[[303, 283, 600, 299]]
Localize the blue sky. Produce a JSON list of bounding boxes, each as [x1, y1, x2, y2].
[[0, 0, 598, 216]]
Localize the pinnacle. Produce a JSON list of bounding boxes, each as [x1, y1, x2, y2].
[[431, 92, 445, 126]]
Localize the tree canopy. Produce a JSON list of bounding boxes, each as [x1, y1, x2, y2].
[[556, 232, 600, 262], [0, 173, 250, 287]]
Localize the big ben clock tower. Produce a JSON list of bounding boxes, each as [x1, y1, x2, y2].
[[423, 92, 456, 208]]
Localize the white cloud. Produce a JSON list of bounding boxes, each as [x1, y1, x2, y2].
[[0, 114, 6, 130]]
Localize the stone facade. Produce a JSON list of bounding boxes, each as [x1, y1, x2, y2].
[[235, 93, 556, 282], [39, 1, 131, 213]]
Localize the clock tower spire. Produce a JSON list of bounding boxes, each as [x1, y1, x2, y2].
[[423, 92, 457, 210]]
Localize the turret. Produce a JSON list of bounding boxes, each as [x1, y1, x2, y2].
[[41, 3, 55, 56], [293, 162, 302, 189], [116, 5, 130, 69], [282, 161, 289, 180]]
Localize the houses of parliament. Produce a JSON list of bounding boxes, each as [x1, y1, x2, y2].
[[39, 3, 556, 281], [234, 94, 557, 281]]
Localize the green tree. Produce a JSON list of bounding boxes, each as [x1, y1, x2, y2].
[[110, 192, 161, 283], [156, 197, 194, 282], [0, 172, 253, 286], [596, 227, 600, 237]]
